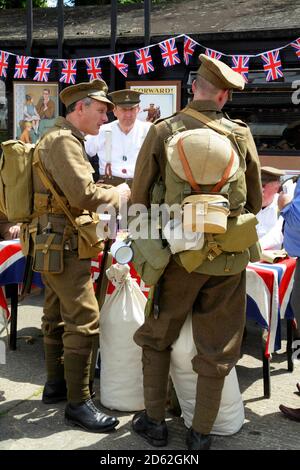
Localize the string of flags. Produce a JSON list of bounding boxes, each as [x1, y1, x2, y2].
[[0, 33, 299, 84]]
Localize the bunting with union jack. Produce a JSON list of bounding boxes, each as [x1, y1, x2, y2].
[[135, 48, 154, 75], [33, 58, 52, 82], [159, 39, 181, 67], [183, 36, 197, 65], [14, 55, 30, 79], [205, 48, 222, 60], [0, 51, 9, 78], [85, 58, 102, 81], [291, 38, 300, 59], [231, 55, 250, 82], [260, 50, 283, 82], [109, 54, 128, 78], [60, 60, 77, 84]]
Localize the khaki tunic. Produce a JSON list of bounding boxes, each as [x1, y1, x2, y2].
[[32, 117, 119, 351], [132, 100, 262, 433]]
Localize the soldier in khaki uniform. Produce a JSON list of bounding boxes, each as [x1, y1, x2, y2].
[[31, 79, 130, 432], [131, 55, 262, 450]]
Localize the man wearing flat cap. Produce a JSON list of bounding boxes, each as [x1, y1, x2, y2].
[[85, 89, 151, 186], [29, 79, 130, 433], [256, 166, 286, 250], [131, 55, 262, 450]]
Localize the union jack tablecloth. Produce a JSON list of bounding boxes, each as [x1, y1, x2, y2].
[[246, 257, 296, 357]]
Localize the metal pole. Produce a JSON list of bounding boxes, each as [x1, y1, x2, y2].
[[26, 0, 33, 56], [144, 0, 151, 46], [110, 0, 117, 91], [57, 0, 64, 115], [57, 0, 64, 60]]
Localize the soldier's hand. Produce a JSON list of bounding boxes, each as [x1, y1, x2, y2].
[[116, 183, 131, 202]]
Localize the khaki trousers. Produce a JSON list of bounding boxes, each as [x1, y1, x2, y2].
[[134, 258, 246, 434], [41, 251, 99, 401]]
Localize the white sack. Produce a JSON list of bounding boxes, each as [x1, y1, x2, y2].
[[170, 313, 244, 435], [100, 263, 145, 411]]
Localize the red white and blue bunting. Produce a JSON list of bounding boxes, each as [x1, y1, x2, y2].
[[1, 33, 300, 84]]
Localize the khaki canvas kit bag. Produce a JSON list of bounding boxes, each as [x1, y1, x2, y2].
[[0, 140, 35, 222], [130, 108, 259, 283]]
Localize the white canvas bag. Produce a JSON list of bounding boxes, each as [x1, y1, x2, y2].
[[100, 263, 145, 411], [170, 313, 244, 435]]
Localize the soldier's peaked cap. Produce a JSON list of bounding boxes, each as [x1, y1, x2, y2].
[[197, 54, 245, 91], [261, 166, 285, 183], [60, 79, 114, 111], [108, 89, 142, 107]]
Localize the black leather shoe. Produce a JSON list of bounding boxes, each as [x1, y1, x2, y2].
[[279, 404, 300, 423], [132, 410, 168, 447], [296, 382, 300, 394], [186, 427, 212, 450], [42, 380, 67, 404], [65, 398, 119, 432]]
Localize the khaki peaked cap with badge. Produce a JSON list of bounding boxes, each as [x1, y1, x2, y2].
[[197, 54, 245, 91], [59, 79, 114, 111], [261, 166, 285, 184], [108, 89, 142, 108]]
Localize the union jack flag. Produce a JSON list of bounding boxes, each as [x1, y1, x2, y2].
[[205, 48, 222, 60], [0, 51, 9, 78], [109, 54, 128, 78], [134, 48, 154, 75], [260, 50, 283, 82], [231, 55, 249, 82], [85, 58, 102, 81], [246, 258, 296, 356], [291, 38, 300, 58], [59, 60, 77, 84], [14, 55, 30, 79], [159, 39, 181, 67], [33, 59, 52, 82], [183, 36, 197, 65]]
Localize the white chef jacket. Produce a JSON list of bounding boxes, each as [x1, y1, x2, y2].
[[256, 194, 284, 250], [85, 119, 151, 179]]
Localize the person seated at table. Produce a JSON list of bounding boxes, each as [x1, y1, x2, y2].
[[256, 166, 285, 250], [0, 211, 20, 240], [278, 177, 300, 422]]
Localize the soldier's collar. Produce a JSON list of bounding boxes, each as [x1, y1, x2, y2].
[[55, 116, 85, 141], [188, 100, 221, 113]]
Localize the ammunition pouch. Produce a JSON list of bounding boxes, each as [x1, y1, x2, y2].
[[129, 212, 171, 286], [33, 232, 64, 274], [76, 214, 104, 260], [214, 213, 258, 252]]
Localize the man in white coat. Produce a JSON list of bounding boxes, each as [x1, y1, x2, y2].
[[85, 89, 151, 187], [256, 166, 285, 250]]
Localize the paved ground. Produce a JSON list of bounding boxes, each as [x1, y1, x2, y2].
[[0, 292, 300, 451]]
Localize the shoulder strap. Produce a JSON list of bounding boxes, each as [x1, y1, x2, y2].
[[33, 152, 78, 230], [181, 107, 232, 137]]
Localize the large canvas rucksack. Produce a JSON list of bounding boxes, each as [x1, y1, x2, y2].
[[0, 140, 36, 223]]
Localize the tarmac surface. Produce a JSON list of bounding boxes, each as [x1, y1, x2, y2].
[[0, 291, 300, 452]]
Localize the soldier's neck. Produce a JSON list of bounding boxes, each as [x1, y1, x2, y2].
[[118, 122, 134, 135]]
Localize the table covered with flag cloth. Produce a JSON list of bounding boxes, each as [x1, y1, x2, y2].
[[246, 257, 296, 358]]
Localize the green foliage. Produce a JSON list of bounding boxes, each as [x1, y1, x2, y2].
[[0, 0, 47, 8]]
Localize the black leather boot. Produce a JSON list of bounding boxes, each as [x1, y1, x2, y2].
[[65, 398, 119, 433], [186, 427, 212, 450], [42, 380, 67, 404], [132, 410, 168, 447]]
